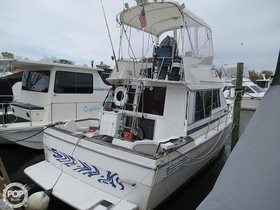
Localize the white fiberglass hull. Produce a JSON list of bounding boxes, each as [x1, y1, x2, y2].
[[241, 97, 262, 111], [25, 121, 232, 209], [0, 122, 46, 149]]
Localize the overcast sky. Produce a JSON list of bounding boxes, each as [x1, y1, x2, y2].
[[1, 0, 279, 71]]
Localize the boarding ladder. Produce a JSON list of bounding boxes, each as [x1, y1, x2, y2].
[[119, 80, 143, 137]]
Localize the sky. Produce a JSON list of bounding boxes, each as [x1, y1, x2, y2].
[[1, 0, 279, 72]]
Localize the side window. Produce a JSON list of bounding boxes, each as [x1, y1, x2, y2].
[[194, 89, 221, 122], [242, 86, 254, 93], [54, 71, 93, 94], [125, 86, 166, 116], [22, 71, 50, 93], [195, 91, 204, 121], [204, 91, 212, 118], [212, 89, 221, 109]]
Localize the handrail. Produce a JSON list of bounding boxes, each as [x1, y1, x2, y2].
[[0, 94, 14, 97], [1, 102, 10, 127], [205, 106, 232, 138]]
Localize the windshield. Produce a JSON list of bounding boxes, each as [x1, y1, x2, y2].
[[250, 85, 265, 93]]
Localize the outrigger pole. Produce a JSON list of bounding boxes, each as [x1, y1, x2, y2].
[[100, 0, 119, 72]]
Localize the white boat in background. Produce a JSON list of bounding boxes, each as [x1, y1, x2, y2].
[[256, 73, 273, 91], [0, 59, 111, 149], [25, 1, 233, 209], [221, 65, 266, 111]]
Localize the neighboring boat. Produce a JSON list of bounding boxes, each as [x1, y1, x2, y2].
[[0, 62, 23, 144], [221, 65, 266, 110], [0, 71, 23, 122], [25, 1, 233, 209], [0, 59, 111, 149], [197, 51, 280, 210], [255, 73, 273, 91]]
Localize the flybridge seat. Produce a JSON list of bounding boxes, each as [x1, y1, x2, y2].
[[10, 102, 45, 122], [154, 46, 173, 79], [153, 36, 181, 81], [10, 102, 44, 110]]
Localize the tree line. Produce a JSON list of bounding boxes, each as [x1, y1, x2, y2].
[[1, 51, 274, 81], [0, 51, 75, 65]]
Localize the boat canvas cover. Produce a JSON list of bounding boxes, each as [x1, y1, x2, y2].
[[197, 62, 280, 209], [118, 1, 211, 36]]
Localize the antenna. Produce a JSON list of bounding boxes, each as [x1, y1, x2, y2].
[[40, 39, 47, 59], [100, 0, 119, 72]]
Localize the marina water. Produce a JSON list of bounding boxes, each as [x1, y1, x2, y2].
[[0, 110, 254, 210]]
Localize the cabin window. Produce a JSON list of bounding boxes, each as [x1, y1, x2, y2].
[[212, 89, 221, 109], [250, 85, 264, 93], [242, 86, 254, 94], [22, 71, 50, 93], [194, 89, 220, 121], [54, 71, 93, 94], [125, 86, 166, 116]]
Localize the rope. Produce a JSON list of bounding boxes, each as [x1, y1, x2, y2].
[[50, 131, 84, 191], [0, 121, 64, 143]]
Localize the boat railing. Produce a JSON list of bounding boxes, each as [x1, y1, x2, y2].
[[205, 106, 232, 138], [111, 59, 184, 82], [1, 100, 13, 127], [0, 94, 14, 104]]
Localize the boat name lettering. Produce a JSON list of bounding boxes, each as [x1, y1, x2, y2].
[[52, 148, 124, 190], [164, 154, 191, 177], [83, 105, 101, 113]]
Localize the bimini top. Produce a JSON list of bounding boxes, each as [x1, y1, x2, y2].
[[118, 1, 211, 36]]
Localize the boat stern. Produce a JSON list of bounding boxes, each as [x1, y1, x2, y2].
[[24, 161, 138, 210]]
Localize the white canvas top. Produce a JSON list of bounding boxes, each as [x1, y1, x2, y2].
[[118, 1, 211, 36]]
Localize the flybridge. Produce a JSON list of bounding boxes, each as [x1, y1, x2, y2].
[[111, 0, 214, 86]]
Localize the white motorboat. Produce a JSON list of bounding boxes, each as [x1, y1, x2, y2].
[[256, 73, 273, 91], [25, 1, 233, 209], [222, 65, 266, 110], [0, 59, 111, 149]]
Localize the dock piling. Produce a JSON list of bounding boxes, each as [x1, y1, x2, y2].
[[231, 62, 243, 150]]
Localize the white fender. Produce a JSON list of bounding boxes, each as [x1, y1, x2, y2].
[[25, 189, 52, 210]]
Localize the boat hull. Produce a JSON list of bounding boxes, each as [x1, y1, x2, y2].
[[25, 120, 232, 209], [0, 123, 45, 149], [241, 97, 262, 111]]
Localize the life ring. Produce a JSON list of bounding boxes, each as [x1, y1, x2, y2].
[[114, 86, 127, 107]]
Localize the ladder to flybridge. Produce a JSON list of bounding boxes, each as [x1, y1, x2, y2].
[[120, 81, 143, 135]]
